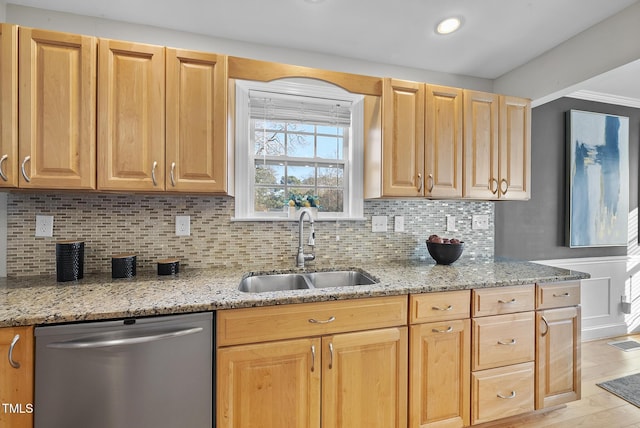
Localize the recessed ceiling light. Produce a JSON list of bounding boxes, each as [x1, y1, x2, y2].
[[436, 17, 462, 35]]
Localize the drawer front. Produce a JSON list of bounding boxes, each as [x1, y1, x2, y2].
[[472, 312, 535, 371], [472, 285, 535, 317], [217, 295, 408, 346], [472, 362, 535, 425], [536, 281, 581, 309], [410, 290, 470, 323]]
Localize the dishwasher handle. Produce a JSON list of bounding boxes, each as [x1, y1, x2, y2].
[[46, 327, 204, 349]]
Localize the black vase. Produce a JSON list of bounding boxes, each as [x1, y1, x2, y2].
[[56, 241, 84, 282]]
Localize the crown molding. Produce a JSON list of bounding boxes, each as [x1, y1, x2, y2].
[[566, 90, 640, 109]]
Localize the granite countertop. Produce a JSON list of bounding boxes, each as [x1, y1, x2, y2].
[[0, 259, 590, 327]]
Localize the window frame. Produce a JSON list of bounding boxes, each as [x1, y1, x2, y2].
[[233, 78, 365, 221]]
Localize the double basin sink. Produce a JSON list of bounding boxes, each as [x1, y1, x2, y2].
[[238, 270, 377, 293]]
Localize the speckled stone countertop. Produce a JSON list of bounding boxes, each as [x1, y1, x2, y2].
[[0, 259, 590, 327]]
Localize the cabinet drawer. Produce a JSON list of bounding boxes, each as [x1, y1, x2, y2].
[[471, 362, 535, 425], [472, 285, 534, 317], [536, 281, 581, 309], [472, 312, 534, 371], [410, 290, 470, 323], [217, 296, 408, 346]]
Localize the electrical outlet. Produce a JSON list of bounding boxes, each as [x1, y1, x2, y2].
[[472, 214, 489, 230], [35, 215, 54, 237], [394, 216, 404, 232], [371, 215, 388, 232], [175, 215, 191, 236]]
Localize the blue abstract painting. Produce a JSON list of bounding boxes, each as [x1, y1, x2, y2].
[[568, 110, 629, 248]]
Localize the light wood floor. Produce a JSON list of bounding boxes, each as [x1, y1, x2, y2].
[[479, 334, 640, 428]]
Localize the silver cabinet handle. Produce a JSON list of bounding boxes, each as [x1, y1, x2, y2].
[[498, 298, 517, 304], [151, 161, 158, 186], [417, 173, 423, 193], [497, 391, 516, 399], [553, 292, 570, 298], [170, 162, 176, 187], [311, 345, 316, 372], [428, 173, 434, 192], [328, 342, 334, 369], [432, 326, 453, 334], [497, 339, 517, 345], [432, 305, 453, 311], [21, 156, 31, 183], [46, 327, 203, 349], [309, 316, 335, 324], [540, 315, 550, 337], [0, 154, 8, 181], [8, 334, 20, 369], [500, 178, 508, 195], [490, 178, 498, 194]]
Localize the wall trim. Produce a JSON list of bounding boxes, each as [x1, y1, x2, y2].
[[566, 90, 640, 109]]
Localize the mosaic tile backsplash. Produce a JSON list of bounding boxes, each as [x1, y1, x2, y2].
[[6, 193, 494, 277]]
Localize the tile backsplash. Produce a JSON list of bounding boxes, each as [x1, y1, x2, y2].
[[6, 193, 494, 277]]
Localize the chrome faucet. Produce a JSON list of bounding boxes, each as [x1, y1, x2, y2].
[[296, 208, 316, 268]]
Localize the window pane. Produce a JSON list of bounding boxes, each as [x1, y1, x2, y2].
[[317, 125, 342, 136], [317, 165, 343, 187], [254, 187, 287, 212], [287, 165, 315, 186], [288, 123, 314, 133], [286, 134, 314, 157], [317, 135, 343, 160], [317, 188, 343, 212], [255, 131, 285, 156], [255, 163, 284, 185], [255, 120, 284, 130]]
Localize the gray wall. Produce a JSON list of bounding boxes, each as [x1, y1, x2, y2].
[[495, 97, 640, 260]]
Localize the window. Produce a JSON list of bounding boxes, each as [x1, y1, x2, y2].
[[234, 79, 364, 220]]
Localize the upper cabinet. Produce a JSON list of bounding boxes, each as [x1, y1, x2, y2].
[[19, 27, 97, 189], [463, 90, 530, 200], [425, 85, 463, 198], [97, 39, 165, 191], [0, 24, 17, 189], [380, 78, 424, 197], [166, 49, 228, 193]]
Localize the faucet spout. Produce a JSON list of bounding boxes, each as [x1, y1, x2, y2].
[[296, 209, 316, 268]]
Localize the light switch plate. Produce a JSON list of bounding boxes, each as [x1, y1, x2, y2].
[[35, 215, 53, 237], [446, 215, 456, 231], [394, 216, 404, 232], [175, 215, 191, 236], [371, 215, 388, 232]]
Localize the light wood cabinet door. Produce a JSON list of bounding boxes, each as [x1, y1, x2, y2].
[[499, 95, 531, 200], [425, 85, 463, 198], [322, 327, 407, 428], [217, 337, 321, 428], [0, 24, 17, 189], [0, 326, 34, 428], [382, 78, 424, 197], [166, 48, 228, 193], [19, 27, 96, 189], [536, 306, 581, 409], [409, 320, 470, 428], [463, 90, 499, 199], [98, 39, 165, 191]]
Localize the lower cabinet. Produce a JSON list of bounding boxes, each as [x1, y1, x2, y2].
[[0, 326, 34, 428], [216, 296, 408, 428]]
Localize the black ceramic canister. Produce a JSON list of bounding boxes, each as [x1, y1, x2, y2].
[[56, 240, 84, 282], [111, 253, 136, 278], [157, 258, 179, 275]]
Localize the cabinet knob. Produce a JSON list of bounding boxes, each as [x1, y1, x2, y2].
[[500, 178, 509, 195], [490, 178, 498, 194]]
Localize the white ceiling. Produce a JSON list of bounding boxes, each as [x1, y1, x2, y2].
[[6, 0, 640, 105]]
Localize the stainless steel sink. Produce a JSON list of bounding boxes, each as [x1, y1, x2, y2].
[[238, 270, 377, 293], [304, 270, 376, 288], [237, 273, 311, 293]]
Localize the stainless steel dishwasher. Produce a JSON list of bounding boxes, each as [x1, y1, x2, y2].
[[34, 312, 213, 428]]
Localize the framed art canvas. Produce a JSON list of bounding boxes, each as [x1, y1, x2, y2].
[[567, 110, 629, 248]]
